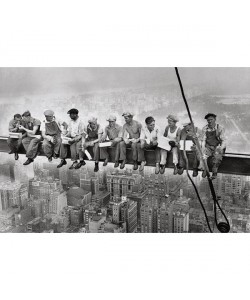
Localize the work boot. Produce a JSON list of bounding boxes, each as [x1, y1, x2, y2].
[[14, 153, 19, 160], [159, 164, 165, 174], [103, 158, 108, 166], [75, 160, 86, 169], [211, 172, 217, 180], [177, 167, 184, 175], [139, 161, 146, 171], [155, 163, 160, 174], [48, 156, 53, 162], [53, 153, 59, 159], [192, 169, 198, 177], [94, 162, 99, 172], [173, 165, 178, 175], [133, 161, 138, 170], [120, 160, 126, 169], [114, 161, 119, 168], [9, 150, 15, 154], [23, 158, 34, 166], [69, 161, 78, 169], [57, 159, 67, 168], [202, 170, 207, 178]]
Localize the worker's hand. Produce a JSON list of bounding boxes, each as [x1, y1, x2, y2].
[[202, 154, 208, 160], [169, 141, 176, 147], [216, 146, 223, 153], [130, 138, 137, 144], [68, 139, 74, 145], [18, 125, 25, 131], [113, 137, 120, 143], [191, 145, 196, 151], [47, 136, 53, 143], [124, 138, 130, 145]]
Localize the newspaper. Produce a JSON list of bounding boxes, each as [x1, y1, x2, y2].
[[158, 136, 171, 151]]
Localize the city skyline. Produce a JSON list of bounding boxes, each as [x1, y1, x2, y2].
[[1, 152, 249, 233]]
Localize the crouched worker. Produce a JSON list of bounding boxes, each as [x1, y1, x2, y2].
[[177, 122, 201, 177], [137, 116, 161, 174], [57, 108, 85, 169], [80, 117, 103, 172], [99, 115, 123, 168], [200, 113, 226, 179], [41, 110, 67, 162], [19, 110, 42, 165], [7, 113, 26, 160]]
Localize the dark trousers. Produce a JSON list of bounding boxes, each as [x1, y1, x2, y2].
[[7, 138, 22, 153], [81, 141, 100, 161], [137, 142, 161, 163], [202, 145, 224, 173], [100, 140, 121, 162], [22, 137, 42, 159], [120, 141, 138, 161], [42, 136, 62, 158], [179, 150, 199, 169], [60, 140, 82, 161]]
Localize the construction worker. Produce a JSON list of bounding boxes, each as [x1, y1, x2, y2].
[[100, 115, 123, 167], [177, 122, 201, 177], [200, 113, 226, 179], [7, 114, 26, 160], [57, 108, 85, 169], [80, 117, 103, 172], [138, 116, 161, 174], [19, 110, 42, 165], [120, 112, 142, 170], [41, 110, 67, 162], [159, 114, 181, 174]]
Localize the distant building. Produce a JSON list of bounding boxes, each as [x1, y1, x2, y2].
[[67, 186, 92, 207], [89, 215, 106, 233]]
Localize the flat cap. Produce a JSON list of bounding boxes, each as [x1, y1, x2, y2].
[[205, 113, 216, 119], [107, 115, 117, 122], [88, 116, 97, 123], [167, 114, 179, 122], [122, 111, 133, 117], [67, 108, 79, 115], [182, 122, 191, 127], [22, 110, 31, 117], [44, 109, 54, 117]]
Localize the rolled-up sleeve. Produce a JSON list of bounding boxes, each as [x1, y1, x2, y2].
[[9, 120, 16, 132], [219, 126, 227, 148], [140, 128, 146, 140]]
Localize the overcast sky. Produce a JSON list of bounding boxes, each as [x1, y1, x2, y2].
[[1, 68, 250, 98]]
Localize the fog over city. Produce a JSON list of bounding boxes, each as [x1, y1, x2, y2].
[[1, 68, 250, 153]]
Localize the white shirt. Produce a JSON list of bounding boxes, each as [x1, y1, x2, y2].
[[67, 117, 85, 138], [167, 127, 179, 142], [140, 125, 160, 143]]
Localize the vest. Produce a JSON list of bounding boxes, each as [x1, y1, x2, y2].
[[45, 121, 61, 136], [87, 124, 100, 141]]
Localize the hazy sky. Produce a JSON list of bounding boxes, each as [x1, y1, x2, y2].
[[1, 68, 250, 98]]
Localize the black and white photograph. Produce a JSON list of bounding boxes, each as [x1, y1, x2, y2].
[[1, 1, 250, 299], [0, 67, 250, 233]]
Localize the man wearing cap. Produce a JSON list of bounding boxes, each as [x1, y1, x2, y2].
[[57, 108, 85, 169], [138, 116, 161, 173], [79, 117, 103, 172], [7, 114, 26, 160], [100, 115, 123, 167], [177, 122, 201, 177], [120, 112, 142, 170], [200, 113, 226, 179], [18, 110, 42, 165], [41, 110, 67, 162], [159, 114, 181, 174]]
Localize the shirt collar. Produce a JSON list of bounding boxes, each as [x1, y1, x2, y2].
[[206, 123, 217, 131]]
